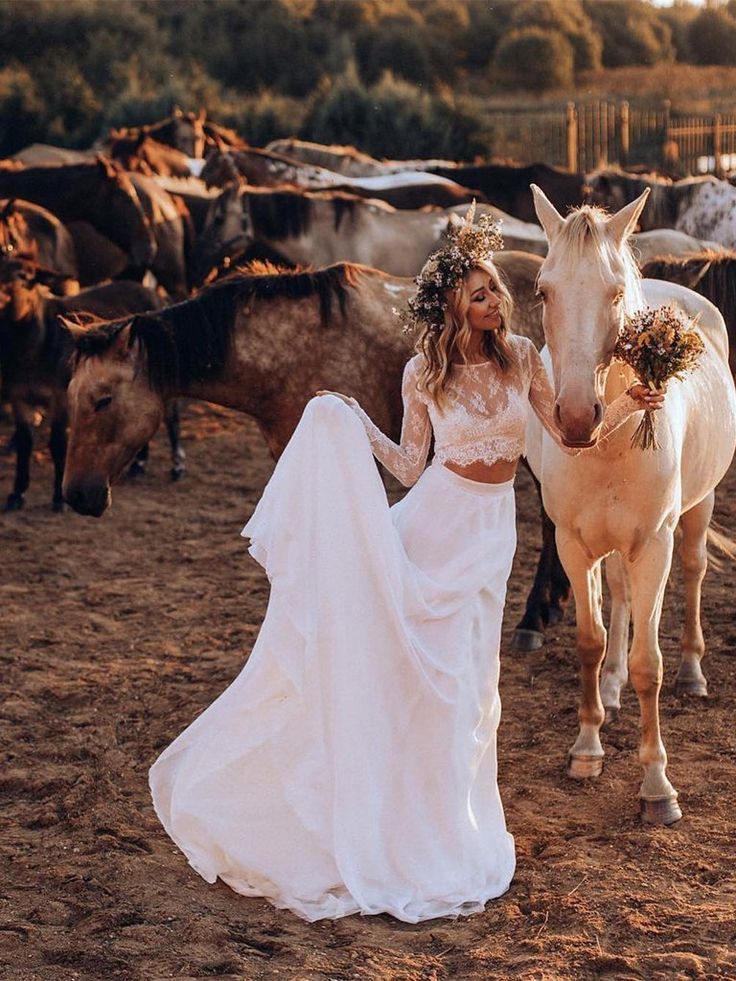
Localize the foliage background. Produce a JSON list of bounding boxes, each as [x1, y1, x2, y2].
[[1, 0, 736, 159]]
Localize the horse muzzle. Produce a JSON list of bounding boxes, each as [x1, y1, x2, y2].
[[63, 479, 111, 517]]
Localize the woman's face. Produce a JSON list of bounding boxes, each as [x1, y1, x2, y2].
[[464, 267, 502, 332]]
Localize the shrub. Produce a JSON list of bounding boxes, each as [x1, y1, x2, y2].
[[0, 65, 47, 156], [687, 9, 736, 67], [302, 68, 486, 160], [510, 0, 602, 71], [492, 27, 575, 92], [583, 1, 674, 68]]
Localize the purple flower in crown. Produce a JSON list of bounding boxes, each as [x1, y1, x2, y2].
[[395, 201, 504, 334]]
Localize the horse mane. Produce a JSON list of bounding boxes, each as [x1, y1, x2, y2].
[[73, 263, 361, 393], [560, 204, 645, 313], [246, 188, 362, 239]]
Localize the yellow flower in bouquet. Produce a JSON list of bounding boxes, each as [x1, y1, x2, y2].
[[614, 303, 705, 450]]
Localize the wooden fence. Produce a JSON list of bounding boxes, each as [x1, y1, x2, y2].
[[483, 99, 736, 177]]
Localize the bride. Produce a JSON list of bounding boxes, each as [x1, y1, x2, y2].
[[149, 210, 661, 923]]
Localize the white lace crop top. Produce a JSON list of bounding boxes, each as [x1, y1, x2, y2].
[[350, 334, 639, 487]]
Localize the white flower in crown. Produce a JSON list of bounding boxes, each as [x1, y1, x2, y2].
[[394, 200, 504, 334]]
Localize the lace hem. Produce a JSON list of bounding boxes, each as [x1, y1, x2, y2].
[[433, 439, 523, 468]]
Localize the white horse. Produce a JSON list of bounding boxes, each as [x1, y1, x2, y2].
[[527, 184, 736, 825]]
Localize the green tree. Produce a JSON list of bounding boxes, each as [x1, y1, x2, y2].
[[510, 0, 602, 71], [583, 1, 674, 68], [687, 8, 736, 66], [492, 27, 575, 92]]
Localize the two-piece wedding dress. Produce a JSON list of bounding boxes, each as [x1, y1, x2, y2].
[[149, 334, 638, 923]]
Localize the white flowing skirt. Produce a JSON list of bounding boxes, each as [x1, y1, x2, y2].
[[149, 396, 517, 923]]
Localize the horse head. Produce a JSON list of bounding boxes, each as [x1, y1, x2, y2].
[[190, 182, 254, 287], [63, 316, 165, 516], [531, 183, 649, 446]]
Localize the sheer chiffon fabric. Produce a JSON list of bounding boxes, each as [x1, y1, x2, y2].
[[149, 396, 517, 923]]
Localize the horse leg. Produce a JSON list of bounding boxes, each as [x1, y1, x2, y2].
[[675, 492, 713, 697], [625, 530, 681, 825], [165, 400, 186, 481], [548, 519, 571, 625], [512, 470, 555, 651], [128, 443, 149, 478], [600, 551, 631, 724], [5, 405, 33, 511], [49, 406, 68, 513], [557, 534, 607, 779]]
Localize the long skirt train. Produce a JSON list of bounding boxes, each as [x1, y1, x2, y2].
[[149, 396, 517, 922]]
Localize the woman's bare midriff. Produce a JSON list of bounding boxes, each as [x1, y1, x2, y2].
[[443, 458, 518, 484]]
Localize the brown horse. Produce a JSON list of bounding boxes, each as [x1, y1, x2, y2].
[[0, 275, 164, 511], [100, 107, 207, 159], [62, 263, 413, 518], [642, 251, 736, 377], [0, 158, 156, 275], [104, 132, 193, 178], [0, 198, 78, 278]]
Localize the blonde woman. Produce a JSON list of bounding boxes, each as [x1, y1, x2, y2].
[[149, 212, 661, 924]]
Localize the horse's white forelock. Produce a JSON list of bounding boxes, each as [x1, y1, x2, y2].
[[559, 206, 645, 315]]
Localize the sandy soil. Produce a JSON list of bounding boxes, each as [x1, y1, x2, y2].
[[1, 402, 735, 981]]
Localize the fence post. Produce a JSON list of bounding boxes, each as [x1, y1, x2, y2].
[[714, 113, 723, 177], [566, 101, 578, 173], [620, 101, 630, 168]]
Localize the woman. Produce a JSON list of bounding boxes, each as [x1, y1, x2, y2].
[[149, 212, 661, 923]]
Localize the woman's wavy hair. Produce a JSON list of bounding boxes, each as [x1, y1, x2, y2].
[[414, 259, 516, 409]]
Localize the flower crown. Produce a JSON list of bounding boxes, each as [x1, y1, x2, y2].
[[395, 202, 504, 334]]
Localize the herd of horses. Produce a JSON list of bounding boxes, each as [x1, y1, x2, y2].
[[5, 107, 736, 824]]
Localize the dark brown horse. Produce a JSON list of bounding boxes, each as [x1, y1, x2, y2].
[[428, 161, 588, 224], [0, 158, 156, 276], [0, 275, 164, 511], [0, 198, 78, 279]]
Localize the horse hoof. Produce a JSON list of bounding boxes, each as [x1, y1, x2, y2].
[[603, 706, 620, 726], [127, 461, 146, 479], [4, 493, 24, 512], [547, 607, 564, 627], [170, 467, 185, 482], [511, 629, 544, 652], [566, 753, 604, 780], [52, 499, 65, 514], [675, 679, 708, 698], [640, 796, 682, 826]]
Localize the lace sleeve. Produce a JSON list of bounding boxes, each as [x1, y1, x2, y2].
[[526, 342, 640, 456], [349, 358, 431, 486]]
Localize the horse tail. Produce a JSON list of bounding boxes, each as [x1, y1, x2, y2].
[[707, 520, 736, 571]]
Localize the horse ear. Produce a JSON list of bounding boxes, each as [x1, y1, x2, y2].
[[95, 153, 118, 178], [531, 184, 564, 244], [607, 188, 650, 245], [58, 313, 89, 342]]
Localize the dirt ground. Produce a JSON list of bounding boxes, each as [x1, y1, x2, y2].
[[1, 401, 735, 981]]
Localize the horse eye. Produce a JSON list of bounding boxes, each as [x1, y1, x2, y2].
[[535, 289, 546, 301], [95, 395, 113, 412]]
